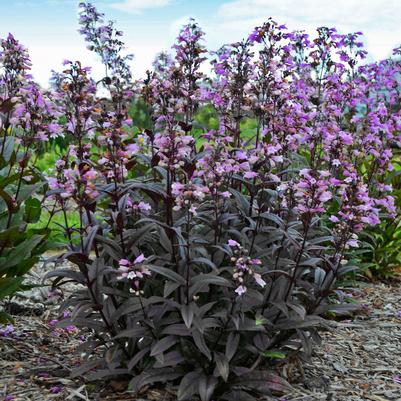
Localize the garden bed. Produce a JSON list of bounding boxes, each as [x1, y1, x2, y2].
[[1, 261, 400, 401], [2, 6, 401, 401], [290, 280, 401, 401]]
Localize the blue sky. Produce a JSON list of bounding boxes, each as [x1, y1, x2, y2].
[[1, 0, 401, 87]]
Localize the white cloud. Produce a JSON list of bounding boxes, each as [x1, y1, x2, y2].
[[109, 0, 172, 14], [211, 0, 401, 61], [29, 45, 99, 87], [29, 44, 163, 88], [217, 0, 400, 26]]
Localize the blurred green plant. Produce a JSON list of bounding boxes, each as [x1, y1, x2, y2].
[[356, 217, 401, 279], [0, 136, 54, 322], [129, 99, 152, 131], [353, 150, 401, 279], [30, 209, 81, 244]]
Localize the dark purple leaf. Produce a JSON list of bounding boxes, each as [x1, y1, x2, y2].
[[198, 375, 218, 401], [225, 332, 240, 361], [177, 371, 202, 401], [150, 335, 178, 357], [181, 303, 194, 329]]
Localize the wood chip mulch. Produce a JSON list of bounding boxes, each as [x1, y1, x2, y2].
[[286, 280, 401, 401]]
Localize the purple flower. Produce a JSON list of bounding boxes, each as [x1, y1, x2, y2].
[[244, 171, 258, 179], [50, 386, 62, 394], [228, 239, 240, 247], [346, 239, 359, 248], [126, 143, 140, 155], [0, 325, 15, 337], [319, 191, 332, 202], [64, 325, 77, 334], [137, 201, 151, 212], [235, 285, 247, 296], [329, 215, 339, 223], [134, 254, 145, 264], [254, 273, 266, 288]]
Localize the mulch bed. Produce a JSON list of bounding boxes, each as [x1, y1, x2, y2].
[[1, 262, 400, 401], [289, 281, 401, 401]]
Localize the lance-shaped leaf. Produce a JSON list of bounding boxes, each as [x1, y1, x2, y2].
[[198, 375, 218, 401], [214, 352, 229, 381], [192, 329, 211, 360], [177, 371, 202, 401], [150, 335, 178, 357], [181, 303, 195, 329], [148, 264, 186, 285], [225, 332, 240, 361]]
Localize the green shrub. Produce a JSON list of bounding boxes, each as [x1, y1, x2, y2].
[[0, 136, 52, 322]]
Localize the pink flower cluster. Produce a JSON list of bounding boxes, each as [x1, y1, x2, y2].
[[228, 240, 266, 296], [117, 255, 151, 296], [172, 182, 209, 214]]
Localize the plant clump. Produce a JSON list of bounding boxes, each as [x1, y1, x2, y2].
[[1, 3, 401, 400]]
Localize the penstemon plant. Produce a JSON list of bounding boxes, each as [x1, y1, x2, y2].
[[3, 2, 394, 400], [0, 34, 60, 322]]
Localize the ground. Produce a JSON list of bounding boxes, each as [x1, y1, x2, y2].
[[290, 282, 401, 401], [1, 262, 400, 401]]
